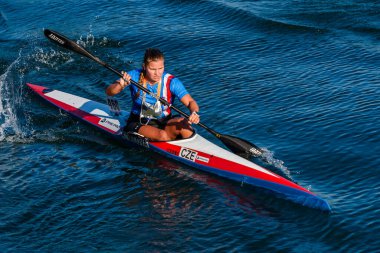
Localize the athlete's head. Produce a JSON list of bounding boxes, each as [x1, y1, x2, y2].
[[142, 48, 165, 84]]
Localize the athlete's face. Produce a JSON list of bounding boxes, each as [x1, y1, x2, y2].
[[144, 59, 164, 84]]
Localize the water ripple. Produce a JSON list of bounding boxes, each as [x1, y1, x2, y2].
[[1, 0, 380, 251]]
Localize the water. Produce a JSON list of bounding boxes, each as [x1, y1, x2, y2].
[[1, 0, 379, 252]]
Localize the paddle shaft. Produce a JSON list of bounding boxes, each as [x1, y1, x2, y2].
[[44, 29, 262, 156], [44, 30, 211, 129]]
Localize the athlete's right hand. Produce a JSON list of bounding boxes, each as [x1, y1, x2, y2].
[[118, 71, 131, 89]]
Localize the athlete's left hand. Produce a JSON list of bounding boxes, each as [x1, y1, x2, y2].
[[188, 111, 200, 124]]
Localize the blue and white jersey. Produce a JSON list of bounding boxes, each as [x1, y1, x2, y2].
[[127, 69, 188, 119]]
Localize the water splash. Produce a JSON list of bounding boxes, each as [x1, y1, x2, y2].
[[260, 148, 294, 180], [0, 31, 102, 144], [0, 51, 23, 142], [78, 33, 95, 48], [28, 47, 73, 71], [77, 25, 97, 48], [77, 27, 109, 48], [259, 150, 315, 191], [0, 44, 72, 143]]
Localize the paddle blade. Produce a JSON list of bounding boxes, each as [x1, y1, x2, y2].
[[219, 134, 263, 157], [44, 29, 106, 66]]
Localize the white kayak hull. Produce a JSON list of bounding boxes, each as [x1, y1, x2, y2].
[[27, 83, 331, 211]]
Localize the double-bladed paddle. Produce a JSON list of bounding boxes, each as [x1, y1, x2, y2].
[[43, 29, 263, 157]]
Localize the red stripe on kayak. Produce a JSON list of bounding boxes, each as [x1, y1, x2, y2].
[[150, 141, 313, 194], [28, 83, 312, 195], [27, 83, 117, 134], [27, 83, 47, 93]]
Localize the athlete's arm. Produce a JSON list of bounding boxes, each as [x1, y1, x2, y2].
[[181, 94, 200, 124], [106, 71, 131, 96]]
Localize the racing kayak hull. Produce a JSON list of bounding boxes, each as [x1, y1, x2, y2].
[[27, 83, 331, 211]]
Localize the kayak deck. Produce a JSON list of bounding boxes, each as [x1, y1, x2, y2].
[[27, 83, 331, 211]]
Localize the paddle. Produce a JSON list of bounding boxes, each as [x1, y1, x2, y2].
[[43, 29, 263, 157]]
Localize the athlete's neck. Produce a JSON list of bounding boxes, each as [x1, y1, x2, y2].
[[145, 77, 160, 86]]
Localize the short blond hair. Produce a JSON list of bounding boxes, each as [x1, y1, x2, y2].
[[143, 48, 164, 66]]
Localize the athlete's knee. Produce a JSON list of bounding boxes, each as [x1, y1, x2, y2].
[[157, 130, 172, 141], [173, 117, 191, 129]]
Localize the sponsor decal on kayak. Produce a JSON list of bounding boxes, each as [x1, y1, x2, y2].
[[180, 147, 197, 161], [179, 147, 209, 163], [195, 155, 209, 163], [98, 117, 120, 132]]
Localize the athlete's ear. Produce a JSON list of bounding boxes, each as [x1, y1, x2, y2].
[[142, 63, 146, 70]]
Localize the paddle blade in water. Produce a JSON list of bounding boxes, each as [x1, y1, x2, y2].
[[219, 134, 263, 157]]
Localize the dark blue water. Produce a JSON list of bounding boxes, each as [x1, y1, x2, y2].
[[1, 0, 379, 252]]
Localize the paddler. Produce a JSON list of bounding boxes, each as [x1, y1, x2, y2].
[[106, 48, 200, 141]]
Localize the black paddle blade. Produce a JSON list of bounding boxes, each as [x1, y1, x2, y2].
[[44, 29, 106, 66], [219, 134, 263, 157]]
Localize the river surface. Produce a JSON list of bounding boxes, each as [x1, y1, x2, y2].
[[0, 0, 379, 252]]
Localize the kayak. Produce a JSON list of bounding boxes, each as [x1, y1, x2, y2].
[[27, 83, 331, 211]]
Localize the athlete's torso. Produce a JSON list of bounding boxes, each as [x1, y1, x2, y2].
[[127, 69, 188, 119]]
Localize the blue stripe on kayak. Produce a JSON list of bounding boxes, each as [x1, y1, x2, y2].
[[29, 84, 331, 212]]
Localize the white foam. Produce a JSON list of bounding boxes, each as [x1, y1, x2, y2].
[[260, 148, 294, 180], [30, 48, 73, 70], [0, 51, 22, 142]]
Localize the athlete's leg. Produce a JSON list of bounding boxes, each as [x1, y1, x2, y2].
[[164, 117, 194, 139], [138, 125, 172, 141], [136, 117, 194, 141]]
